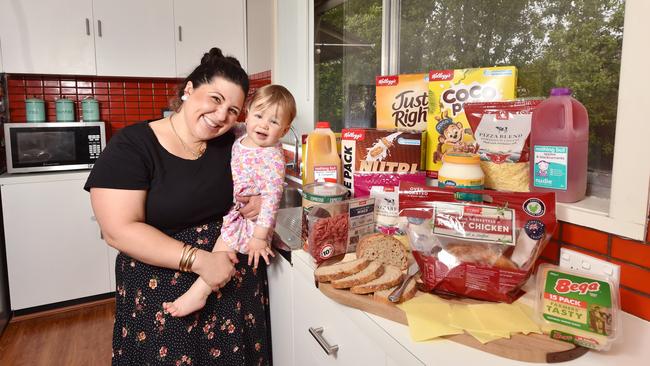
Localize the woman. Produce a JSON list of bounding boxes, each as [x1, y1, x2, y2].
[[85, 47, 270, 365]]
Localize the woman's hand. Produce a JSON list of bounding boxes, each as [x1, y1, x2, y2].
[[193, 250, 239, 291], [236, 194, 262, 220]]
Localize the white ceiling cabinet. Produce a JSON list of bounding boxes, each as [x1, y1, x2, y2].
[[93, 0, 176, 77], [174, 0, 247, 77], [0, 0, 97, 75]]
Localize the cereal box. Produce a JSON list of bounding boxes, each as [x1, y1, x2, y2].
[[376, 73, 429, 131], [425, 67, 517, 177], [341, 128, 425, 194]]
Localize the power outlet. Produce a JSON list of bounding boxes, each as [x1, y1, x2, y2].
[[559, 248, 620, 285]]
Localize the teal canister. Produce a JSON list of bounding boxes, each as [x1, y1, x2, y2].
[[82, 98, 100, 121], [56, 98, 75, 122], [25, 98, 46, 122]]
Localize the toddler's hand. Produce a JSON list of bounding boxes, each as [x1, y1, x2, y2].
[[247, 237, 275, 268]]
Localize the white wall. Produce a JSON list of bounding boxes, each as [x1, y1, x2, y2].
[[246, 0, 273, 74]]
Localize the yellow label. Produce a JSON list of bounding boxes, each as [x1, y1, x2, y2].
[[425, 67, 517, 175], [376, 73, 429, 131], [543, 298, 588, 324], [438, 175, 483, 188]]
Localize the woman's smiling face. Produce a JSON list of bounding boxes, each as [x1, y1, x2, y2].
[[182, 77, 245, 142]]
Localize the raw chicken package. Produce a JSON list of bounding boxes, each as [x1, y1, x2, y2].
[[399, 181, 556, 303]]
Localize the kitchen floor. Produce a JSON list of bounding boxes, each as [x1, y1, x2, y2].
[[0, 300, 114, 365]]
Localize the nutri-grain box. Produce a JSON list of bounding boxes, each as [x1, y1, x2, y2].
[[425, 66, 517, 178], [341, 128, 425, 194], [376, 73, 429, 131]]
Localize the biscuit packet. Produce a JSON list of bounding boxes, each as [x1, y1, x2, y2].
[[399, 181, 556, 303]]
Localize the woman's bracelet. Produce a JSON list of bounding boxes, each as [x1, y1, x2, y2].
[[179, 245, 199, 272], [179, 244, 191, 271]]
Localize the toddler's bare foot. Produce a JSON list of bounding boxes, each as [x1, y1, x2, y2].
[[163, 291, 208, 317]]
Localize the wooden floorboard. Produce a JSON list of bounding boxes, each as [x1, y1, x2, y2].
[[0, 300, 115, 366]]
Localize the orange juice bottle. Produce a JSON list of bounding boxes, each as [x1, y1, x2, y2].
[[303, 121, 342, 185]]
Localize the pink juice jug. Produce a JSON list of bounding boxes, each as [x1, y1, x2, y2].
[[530, 88, 589, 203]]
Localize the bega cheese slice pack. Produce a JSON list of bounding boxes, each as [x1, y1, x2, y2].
[[536, 264, 621, 351]]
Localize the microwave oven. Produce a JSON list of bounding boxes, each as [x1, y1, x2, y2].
[[3, 122, 106, 174]]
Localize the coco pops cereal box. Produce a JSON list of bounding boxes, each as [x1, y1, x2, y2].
[[376, 73, 429, 131], [425, 66, 517, 177]]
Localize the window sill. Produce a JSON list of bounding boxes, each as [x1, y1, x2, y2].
[[557, 196, 646, 241]]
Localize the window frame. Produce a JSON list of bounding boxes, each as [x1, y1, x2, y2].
[[383, 0, 649, 240]]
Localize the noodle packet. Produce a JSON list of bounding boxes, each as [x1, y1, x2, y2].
[[399, 181, 556, 303], [464, 99, 542, 192]]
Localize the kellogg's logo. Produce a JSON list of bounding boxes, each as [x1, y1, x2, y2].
[[342, 129, 365, 140], [376, 76, 398, 86], [554, 279, 601, 295], [429, 70, 454, 81]]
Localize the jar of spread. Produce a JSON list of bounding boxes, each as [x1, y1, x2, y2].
[[438, 152, 484, 201]]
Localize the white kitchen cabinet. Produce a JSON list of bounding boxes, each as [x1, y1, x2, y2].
[[0, 0, 97, 75], [173, 0, 247, 77], [0, 172, 112, 310], [92, 0, 175, 77], [289, 251, 423, 366], [267, 251, 294, 366]]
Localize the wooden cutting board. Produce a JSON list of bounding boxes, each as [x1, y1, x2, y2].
[[316, 256, 589, 363]]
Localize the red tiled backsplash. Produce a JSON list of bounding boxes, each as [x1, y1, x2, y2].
[[5, 71, 273, 139], [536, 221, 650, 321], [6, 74, 180, 139]]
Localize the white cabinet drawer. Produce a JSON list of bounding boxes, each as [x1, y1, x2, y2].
[[293, 261, 386, 365]]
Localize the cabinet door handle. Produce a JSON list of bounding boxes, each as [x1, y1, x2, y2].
[[178, 26, 182, 42], [308, 326, 339, 356], [97, 20, 103, 37], [85, 18, 90, 35]]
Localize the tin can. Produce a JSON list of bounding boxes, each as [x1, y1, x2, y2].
[[82, 98, 100, 121], [25, 98, 46, 122], [301, 181, 350, 252], [302, 182, 349, 208], [56, 98, 75, 122]]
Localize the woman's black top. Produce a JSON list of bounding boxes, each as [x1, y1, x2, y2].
[[84, 121, 235, 234]]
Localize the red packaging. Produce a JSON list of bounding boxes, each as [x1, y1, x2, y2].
[[400, 181, 556, 303]]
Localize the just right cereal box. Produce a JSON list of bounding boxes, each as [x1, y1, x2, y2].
[[376, 73, 429, 131], [425, 66, 517, 177]]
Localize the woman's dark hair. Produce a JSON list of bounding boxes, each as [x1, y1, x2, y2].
[[171, 47, 249, 111]]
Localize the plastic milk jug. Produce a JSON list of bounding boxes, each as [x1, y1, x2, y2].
[[530, 88, 589, 203], [304, 121, 342, 185]]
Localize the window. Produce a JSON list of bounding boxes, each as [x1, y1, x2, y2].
[[312, 0, 649, 240], [315, 0, 382, 131]]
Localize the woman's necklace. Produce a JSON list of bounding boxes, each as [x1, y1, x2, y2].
[[169, 115, 206, 159]]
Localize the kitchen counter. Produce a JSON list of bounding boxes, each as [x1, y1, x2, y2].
[[288, 249, 650, 365]]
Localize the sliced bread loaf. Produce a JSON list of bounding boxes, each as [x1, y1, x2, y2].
[[373, 278, 418, 304], [314, 257, 371, 282], [350, 265, 403, 294], [331, 261, 384, 289], [356, 233, 408, 270]]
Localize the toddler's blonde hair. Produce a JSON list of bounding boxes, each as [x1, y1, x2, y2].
[[247, 85, 297, 125]]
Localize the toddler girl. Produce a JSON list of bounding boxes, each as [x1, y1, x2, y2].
[[164, 84, 296, 316]]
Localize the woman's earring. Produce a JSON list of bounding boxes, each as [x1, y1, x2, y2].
[[181, 95, 188, 101]]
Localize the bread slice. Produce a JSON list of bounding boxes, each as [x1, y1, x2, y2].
[[350, 265, 403, 294], [314, 257, 371, 283], [331, 261, 384, 289], [356, 233, 408, 270], [373, 278, 418, 304]]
